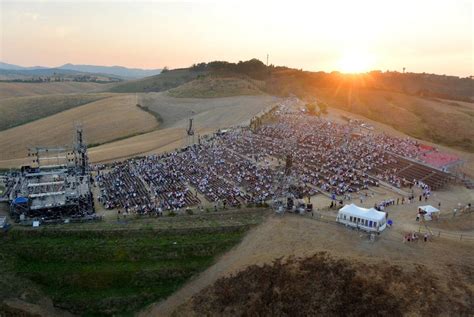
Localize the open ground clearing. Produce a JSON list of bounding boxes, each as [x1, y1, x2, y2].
[[0, 94, 158, 161], [144, 210, 473, 316], [84, 93, 277, 163]]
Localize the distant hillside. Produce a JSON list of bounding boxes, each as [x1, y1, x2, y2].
[[59, 63, 161, 79], [110, 68, 207, 93], [0, 61, 160, 80], [0, 68, 123, 82], [0, 61, 46, 70], [168, 74, 265, 98]]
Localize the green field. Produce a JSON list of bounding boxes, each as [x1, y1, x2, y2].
[[0, 211, 265, 316], [0, 93, 112, 131]]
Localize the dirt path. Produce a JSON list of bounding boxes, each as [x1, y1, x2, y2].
[[139, 212, 473, 316]]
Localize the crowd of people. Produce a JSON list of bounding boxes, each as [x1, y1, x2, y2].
[[96, 107, 448, 212]]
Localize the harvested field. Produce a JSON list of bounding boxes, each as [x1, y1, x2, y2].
[[84, 93, 277, 163], [0, 93, 113, 131], [0, 93, 277, 167], [0, 94, 158, 161], [0, 82, 111, 99]]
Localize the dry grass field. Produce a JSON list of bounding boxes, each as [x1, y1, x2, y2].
[[0, 82, 111, 99], [0, 93, 275, 167], [168, 76, 265, 98], [0, 94, 158, 162], [84, 93, 277, 163], [0, 93, 114, 131], [143, 213, 473, 316]]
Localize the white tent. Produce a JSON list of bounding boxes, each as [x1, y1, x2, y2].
[[418, 205, 440, 221], [336, 204, 387, 232]]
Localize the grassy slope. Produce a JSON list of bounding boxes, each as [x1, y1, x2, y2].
[[168, 75, 265, 98], [0, 93, 113, 131], [314, 87, 474, 152], [0, 228, 244, 315], [110, 69, 207, 93], [0, 211, 265, 316]]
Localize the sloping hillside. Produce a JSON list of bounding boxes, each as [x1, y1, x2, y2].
[[168, 75, 265, 98], [0, 94, 158, 161], [0, 82, 111, 99], [313, 87, 474, 152], [110, 68, 206, 93], [0, 93, 113, 131]]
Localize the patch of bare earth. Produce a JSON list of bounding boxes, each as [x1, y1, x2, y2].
[[191, 253, 472, 316], [140, 214, 473, 316]]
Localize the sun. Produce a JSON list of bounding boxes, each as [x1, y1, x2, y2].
[[338, 50, 375, 73]]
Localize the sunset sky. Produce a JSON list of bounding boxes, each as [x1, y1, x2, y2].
[[1, 0, 472, 76]]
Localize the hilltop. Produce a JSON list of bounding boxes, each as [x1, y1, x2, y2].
[[168, 74, 265, 98], [109, 68, 207, 93]]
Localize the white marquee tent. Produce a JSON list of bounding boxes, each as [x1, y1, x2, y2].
[[418, 205, 440, 221], [337, 204, 387, 232]]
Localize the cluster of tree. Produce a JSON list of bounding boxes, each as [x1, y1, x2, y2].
[[191, 59, 270, 80]]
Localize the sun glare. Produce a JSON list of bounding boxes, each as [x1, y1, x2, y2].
[[338, 50, 374, 73]]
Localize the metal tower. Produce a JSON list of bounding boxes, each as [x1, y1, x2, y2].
[[185, 118, 195, 147], [74, 125, 89, 175]]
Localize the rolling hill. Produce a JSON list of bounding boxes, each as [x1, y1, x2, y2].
[[109, 68, 207, 93], [0, 94, 158, 161], [58, 63, 161, 79], [0, 61, 161, 79], [0, 93, 113, 131], [106, 59, 474, 152], [0, 82, 111, 99], [167, 75, 265, 98]]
